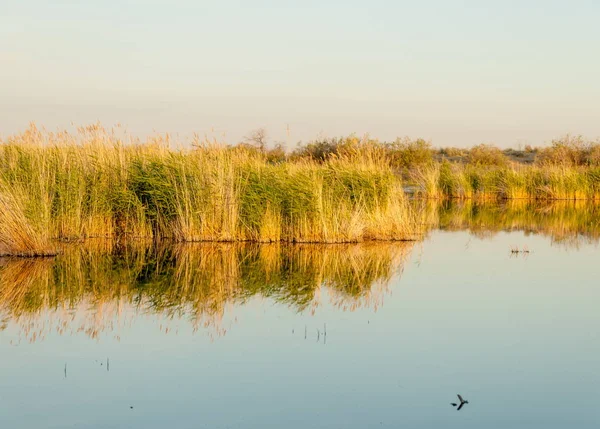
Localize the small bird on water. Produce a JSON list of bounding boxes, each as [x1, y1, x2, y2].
[[451, 394, 469, 411]]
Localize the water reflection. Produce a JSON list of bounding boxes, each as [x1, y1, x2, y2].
[[430, 199, 600, 246], [0, 242, 413, 342]]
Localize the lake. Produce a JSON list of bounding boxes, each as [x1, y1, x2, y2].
[[1, 201, 599, 428]]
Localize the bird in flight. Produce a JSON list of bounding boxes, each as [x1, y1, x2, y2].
[[451, 394, 469, 411]]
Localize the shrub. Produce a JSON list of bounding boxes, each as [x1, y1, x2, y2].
[[468, 144, 507, 167], [388, 138, 433, 168], [586, 143, 600, 166], [291, 138, 343, 162], [439, 147, 468, 158], [265, 144, 287, 164], [536, 135, 589, 166]]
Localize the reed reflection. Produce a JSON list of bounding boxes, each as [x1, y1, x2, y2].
[[0, 241, 414, 342], [425, 199, 600, 246]]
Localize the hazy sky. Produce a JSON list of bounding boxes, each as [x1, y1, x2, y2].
[[2, 0, 600, 147]]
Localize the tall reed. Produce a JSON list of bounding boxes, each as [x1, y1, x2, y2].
[[0, 125, 423, 255], [411, 163, 600, 201]]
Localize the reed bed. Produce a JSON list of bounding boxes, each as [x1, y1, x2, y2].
[[410, 162, 600, 201], [286, 133, 600, 201], [4, 124, 600, 256], [0, 125, 423, 255]]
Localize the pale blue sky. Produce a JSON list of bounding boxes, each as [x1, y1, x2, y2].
[[1, 0, 600, 147]]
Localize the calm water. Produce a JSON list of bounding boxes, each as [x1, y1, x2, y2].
[[1, 203, 599, 428]]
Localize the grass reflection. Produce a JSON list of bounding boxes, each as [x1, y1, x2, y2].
[[0, 241, 413, 342], [430, 199, 600, 245]]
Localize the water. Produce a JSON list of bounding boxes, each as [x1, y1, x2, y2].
[[1, 203, 599, 428]]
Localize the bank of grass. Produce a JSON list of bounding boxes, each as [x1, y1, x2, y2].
[[0, 125, 422, 255], [291, 133, 600, 200], [410, 162, 600, 200], [4, 125, 600, 256]]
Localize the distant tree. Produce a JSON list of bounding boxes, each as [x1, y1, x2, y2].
[[244, 128, 268, 151]]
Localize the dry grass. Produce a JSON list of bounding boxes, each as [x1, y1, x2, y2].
[[0, 124, 424, 255], [5, 124, 599, 257], [0, 185, 55, 257], [411, 162, 600, 201]]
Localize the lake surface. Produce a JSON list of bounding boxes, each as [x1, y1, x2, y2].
[[1, 202, 599, 428]]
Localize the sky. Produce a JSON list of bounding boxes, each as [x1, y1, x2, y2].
[[1, 0, 600, 148]]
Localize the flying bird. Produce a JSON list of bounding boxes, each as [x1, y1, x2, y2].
[[451, 394, 469, 411]]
